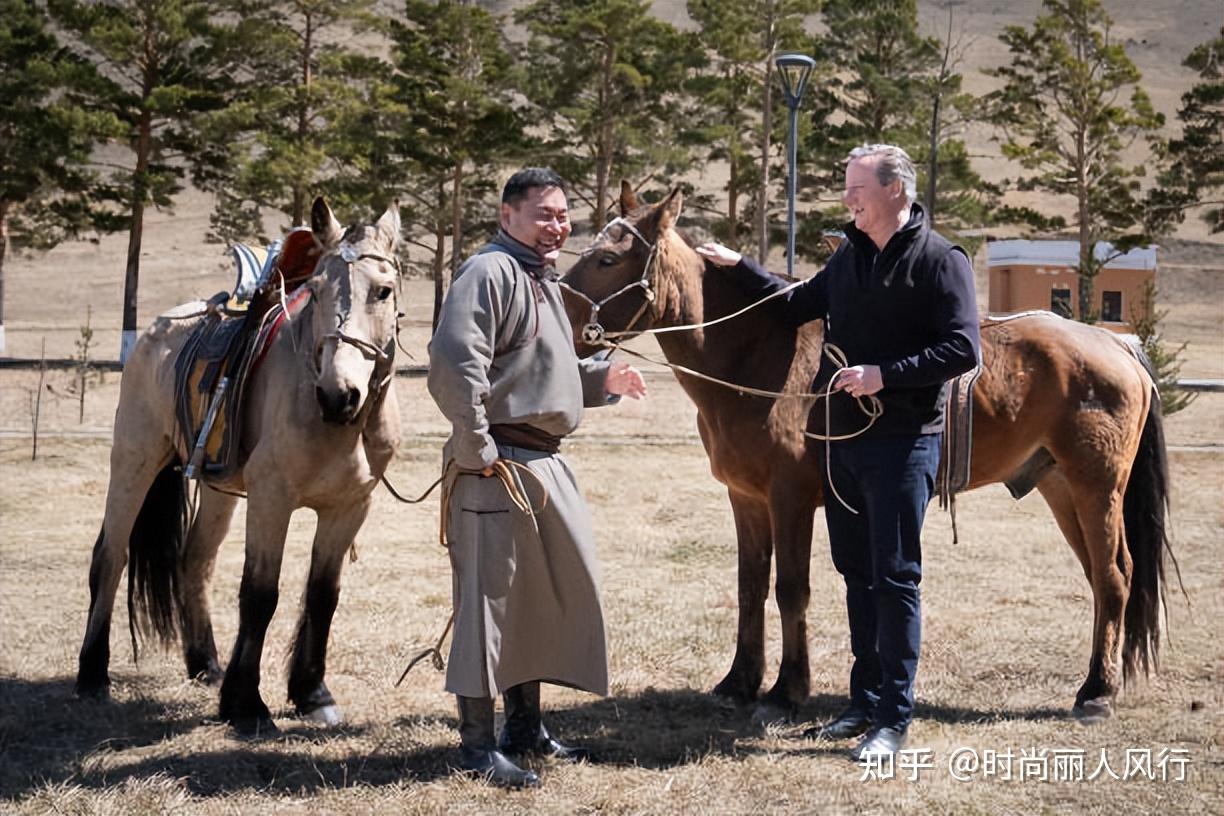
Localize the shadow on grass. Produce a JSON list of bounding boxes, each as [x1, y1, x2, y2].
[[544, 688, 1071, 768], [0, 676, 1073, 800], [0, 674, 443, 800]]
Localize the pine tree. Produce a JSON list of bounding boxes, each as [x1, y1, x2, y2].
[[986, 0, 1163, 323], [204, 0, 379, 239], [685, 0, 818, 256], [384, 0, 527, 329], [919, 4, 998, 250], [0, 0, 123, 354], [1131, 281, 1196, 416], [799, 0, 993, 257], [1147, 26, 1224, 236], [516, 0, 700, 230], [46, 0, 236, 361]]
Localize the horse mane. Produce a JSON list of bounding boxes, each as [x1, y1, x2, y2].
[[638, 208, 823, 457]]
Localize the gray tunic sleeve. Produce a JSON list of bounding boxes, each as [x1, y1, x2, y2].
[[427, 257, 516, 470], [578, 356, 613, 408]]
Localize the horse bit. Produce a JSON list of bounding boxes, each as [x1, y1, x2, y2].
[[560, 217, 659, 346]]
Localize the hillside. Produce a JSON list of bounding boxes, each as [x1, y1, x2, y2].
[[3, 0, 1220, 375]]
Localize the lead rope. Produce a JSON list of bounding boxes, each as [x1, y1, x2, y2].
[[588, 334, 877, 515], [394, 458, 550, 684]]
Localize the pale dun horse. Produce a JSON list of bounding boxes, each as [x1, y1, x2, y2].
[[76, 199, 403, 734], [563, 184, 1175, 723]]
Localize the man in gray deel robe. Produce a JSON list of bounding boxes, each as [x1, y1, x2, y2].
[[427, 167, 647, 789]]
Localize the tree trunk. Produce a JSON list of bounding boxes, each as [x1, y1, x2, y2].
[[756, 0, 776, 264], [292, 12, 315, 227], [926, 93, 940, 224], [728, 150, 739, 249], [0, 199, 8, 355], [594, 40, 615, 231], [122, 106, 153, 363], [431, 178, 447, 333], [1076, 125, 1096, 322], [451, 161, 464, 279]]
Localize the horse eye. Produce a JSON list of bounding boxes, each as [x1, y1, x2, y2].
[[598, 254, 617, 267], [375, 286, 393, 302]]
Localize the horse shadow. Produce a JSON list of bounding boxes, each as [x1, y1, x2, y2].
[[0, 677, 1072, 799], [0, 675, 454, 800]]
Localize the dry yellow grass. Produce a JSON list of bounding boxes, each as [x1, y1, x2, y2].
[[1, 361, 1222, 813]]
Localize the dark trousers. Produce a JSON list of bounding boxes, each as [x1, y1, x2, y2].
[[823, 433, 940, 731]]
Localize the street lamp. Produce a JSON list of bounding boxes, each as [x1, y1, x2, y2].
[[775, 53, 815, 278]]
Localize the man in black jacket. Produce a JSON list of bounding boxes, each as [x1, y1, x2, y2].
[[697, 144, 980, 760]]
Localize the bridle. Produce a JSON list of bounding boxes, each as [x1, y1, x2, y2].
[[310, 241, 402, 419], [560, 217, 659, 346]]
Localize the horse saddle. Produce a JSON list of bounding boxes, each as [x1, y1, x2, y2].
[[172, 230, 324, 483], [173, 306, 259, 483], [173, 286, 311, 484]]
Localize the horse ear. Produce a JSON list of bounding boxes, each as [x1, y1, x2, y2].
[[311, 196, 344, 249], [375, 200, 401, 249], [656, 186, 683, 232], [619, 180, 638, 216]]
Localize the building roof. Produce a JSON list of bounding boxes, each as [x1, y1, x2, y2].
[[986, 240, 1157, 270]]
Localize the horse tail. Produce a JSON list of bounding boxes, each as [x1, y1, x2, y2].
[[126, 460, 189, 659], [1120, 347, 1182, 683]]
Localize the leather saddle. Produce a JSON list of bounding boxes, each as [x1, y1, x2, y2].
[[172, 231, 322, 484]]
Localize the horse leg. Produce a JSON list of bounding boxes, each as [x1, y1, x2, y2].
[[1038, 469, 1127, 719], [711, 490, 772, 704], [77, 439, 174, 699], [287, 498, 371, 725], [756, 488, 815, 722], [179, 487, 239, 684], [218, 491, 291, 734]]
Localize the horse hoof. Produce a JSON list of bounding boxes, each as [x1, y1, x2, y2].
[[75, 683, 112, 703], [712, 676, 758, 705], [190, 668, 224, 687], [229, 716, 280, 738], [303, 704, 343, 727], [1073, 697, 1113, 723], [751, 700, 795, 728]]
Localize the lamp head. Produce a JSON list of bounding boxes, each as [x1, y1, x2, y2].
[[775, 53, 816, 109]]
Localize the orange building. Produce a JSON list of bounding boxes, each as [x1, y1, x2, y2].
[[986, 240, 1157, 332]]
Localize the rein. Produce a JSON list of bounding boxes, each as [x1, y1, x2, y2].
[[565, 221, 883, 514]]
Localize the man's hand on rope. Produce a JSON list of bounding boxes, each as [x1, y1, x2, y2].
[[606, 361, 647, 399], [834, 364, 884, 398]]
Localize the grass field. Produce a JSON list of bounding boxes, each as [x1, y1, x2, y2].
[[1, 353, 1221, 813]]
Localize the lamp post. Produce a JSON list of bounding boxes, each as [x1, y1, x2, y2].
[[775, 53, 815, 278]]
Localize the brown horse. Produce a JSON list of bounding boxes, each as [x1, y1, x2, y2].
[[562, 184, 1172, 722], [76, 198, 403, 734]]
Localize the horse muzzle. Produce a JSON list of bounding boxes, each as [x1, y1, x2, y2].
[[316, 383, 364, 424], [315, 381, 362, 425]]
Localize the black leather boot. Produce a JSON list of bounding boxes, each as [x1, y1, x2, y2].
[[499, 682, 592, 763], [456, 695, 540, 789]]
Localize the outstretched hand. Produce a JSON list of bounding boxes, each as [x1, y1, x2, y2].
[[606, 361, 647, 400], [695, 242, 742, 267]]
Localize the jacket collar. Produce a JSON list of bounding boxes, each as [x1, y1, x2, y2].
[[486, 228, 559, 281], [844, 203, 925, 255], [843, 203, 928, 287]]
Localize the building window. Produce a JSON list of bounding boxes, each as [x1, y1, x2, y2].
[[1101, 290, 1123, 322], [1051, 287, 1072, 318]]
